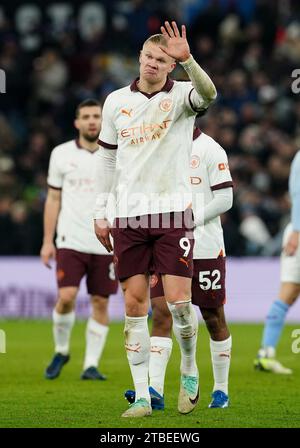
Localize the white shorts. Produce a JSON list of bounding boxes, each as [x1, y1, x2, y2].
[[280, 223, 300, 283]]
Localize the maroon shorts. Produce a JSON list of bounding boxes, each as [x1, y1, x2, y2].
[[111, 210, 194, 282], [150, 257, 226, 309], [56, 248, 118, 297]]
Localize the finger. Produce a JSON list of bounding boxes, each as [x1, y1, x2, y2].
[[107, 241, 113, 252], [164, 21, 175, 37], [99, 237, 108, 251], [100, 236, 111, 253], [172, 21, 180, 37], [181, 24, 186, 39], [42, 255, 52, 269], [160, 26, 169, 38], [105, 237, 113, 253], [98, 235, 106, 246]]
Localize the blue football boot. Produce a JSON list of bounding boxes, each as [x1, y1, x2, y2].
[[124, 386, 164, 410], [81, 366, 107, 380], [45, 353, 70, 379], [208, 390, 229, 408]]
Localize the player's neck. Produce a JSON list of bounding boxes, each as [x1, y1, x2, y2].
[[78, 136, 98, 153], [137, 77, 167, 94]]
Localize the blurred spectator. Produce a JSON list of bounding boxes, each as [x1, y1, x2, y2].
[[32, 48, 68, 113]]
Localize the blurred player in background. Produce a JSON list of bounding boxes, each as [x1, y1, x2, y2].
[[94, 21, 217, 417], [254, 150, 300, 374], [41, 99, 118, 381], [124, 127, 233, 409]]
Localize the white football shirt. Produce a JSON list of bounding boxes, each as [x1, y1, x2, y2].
[[47, 139, 109, 255], [191, 130, 233, 259], [98, 79, 207, 218]]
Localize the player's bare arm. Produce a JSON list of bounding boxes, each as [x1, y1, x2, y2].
[[161, 20, 217, 105], [40, 187, 61, 268]]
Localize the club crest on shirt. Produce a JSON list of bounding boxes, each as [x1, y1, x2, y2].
[[218, 162, 229, 171], [190, 155, 200, 169], [159, 98, 173, 112]]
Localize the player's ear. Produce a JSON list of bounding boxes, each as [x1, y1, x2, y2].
[[74, 119, 79, 131], [139, 50, 143, 64], [168, 62, 176, 74]]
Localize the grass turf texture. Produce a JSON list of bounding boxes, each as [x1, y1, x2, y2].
[[0, 320, 299, 428]]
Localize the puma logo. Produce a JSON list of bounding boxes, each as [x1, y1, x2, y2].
[[219, 353, 230, 358], [121, 108, 133, 117], [125, 343, 141, 353], [179, 257, 189, 268], [151, 346, 164, 355]]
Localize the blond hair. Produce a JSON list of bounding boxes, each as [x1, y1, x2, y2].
[[143, 34, 168, 48]]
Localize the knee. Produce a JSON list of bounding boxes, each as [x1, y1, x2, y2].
[[91, 296, 108, 314], [167, 301, 195, 328], [123, 288, 148, 316], [57, 290, 76, 310], [165, 288, 191, 302], [163, 275, 191, 302]]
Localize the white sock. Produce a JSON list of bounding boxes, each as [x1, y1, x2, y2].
[[167, 301, 198, 376], [258, 346, 275, 359], [83, 318, 109, 370], [149, 336, 173, 396], [124, 315, 150, 403], [210, 335, 232, 395], [53, 309, 75, 355]]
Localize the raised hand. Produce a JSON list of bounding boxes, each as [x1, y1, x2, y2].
[[160, 21, 190, 62]]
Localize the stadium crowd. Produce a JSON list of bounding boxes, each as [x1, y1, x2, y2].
[[0, 0, 300, 256]]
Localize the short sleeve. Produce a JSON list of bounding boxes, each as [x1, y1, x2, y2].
[[206, 143, 233, 191], [47, 148, 63, 189], [98, 94, 118, 149]]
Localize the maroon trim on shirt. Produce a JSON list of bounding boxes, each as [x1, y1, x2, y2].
[[97, 139, 118, 150], [75, 138, 84, 149], [130, 77, 174, 98], [193, 127, 202, 141], [48, 184, 62, 191], [75, 138, 99, 153], [211, 181, 234, 191]]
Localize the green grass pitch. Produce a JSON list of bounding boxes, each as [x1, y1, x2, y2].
[[0, 320, 300, 428]]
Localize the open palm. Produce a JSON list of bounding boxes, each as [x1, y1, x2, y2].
[[160, 21, 190, 62]]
